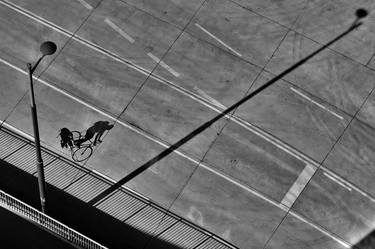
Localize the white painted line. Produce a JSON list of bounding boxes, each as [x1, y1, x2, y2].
[[0, 57, 284, 212], [0, 119, 73, 158], [0, 120, 34, 141], [91, 169, 151, 201], [147, 52, 180, 77], [323, 172, 352, 191], [193, 86, 226, 110], [281, 164, 317, 208], [199, 164, 289, 212], [320, 166, 375, 202], [289, 211, 351, 248], [104, 18, 135, 43], [75, 0, 93, 10], [0, 0, 334, 173], [0, 1, 146, 77], [153, 70, 319, 167], [195, 23, 242, 57], [0, 0, 341, 172], [0, 118, 153, 204], [0, 42, 361, 249], [290, 87, 344, 120], [2, 0, 375, 208], [3, 0, 375, 233]]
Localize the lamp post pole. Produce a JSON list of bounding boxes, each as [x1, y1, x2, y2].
[[27, 62, 47, 213], [27, 41, 57, 214]]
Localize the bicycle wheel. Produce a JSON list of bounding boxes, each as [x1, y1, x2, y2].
[[72, 146, 93, 162]]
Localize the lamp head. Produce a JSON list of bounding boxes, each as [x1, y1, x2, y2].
[[40, 41, 57, 56]]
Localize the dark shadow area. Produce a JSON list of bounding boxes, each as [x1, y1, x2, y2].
[[0, 159, 183, 249], [0, 206, 77, 249], [352, 230, 375, 249], [75, 120, 114, 146], [88, 17, 364, 206], [59, 120, 114, 162]]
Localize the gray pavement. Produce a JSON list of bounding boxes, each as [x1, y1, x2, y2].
[[0, 0, 375, 248]]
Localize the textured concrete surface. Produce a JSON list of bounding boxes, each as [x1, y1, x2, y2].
[[202, 120, 306, 201], [170, 166, 287, 248], [1, 0, 375, 248], [324, 119, 375, 197], [236, 71, 351, 162], [265, 213, 348, 249], [186, 0, 289, 67], [123, 77, 226, 159], [293, 169, 375, 245], [292, 0, 375, 64], [76, 0, 182, 71], [266, 30, 375, 116], [41, 38, 149, 116], [151, 31, 261, 107]]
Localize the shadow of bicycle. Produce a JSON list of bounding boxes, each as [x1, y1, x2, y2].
[[59, 120, 114, 162]]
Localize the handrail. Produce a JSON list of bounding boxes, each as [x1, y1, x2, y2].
[[0, 189, 108, 249], [0, 123, 239, 249]]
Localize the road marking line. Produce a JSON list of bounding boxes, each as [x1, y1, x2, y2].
[[290, 87, 344, 120], [0, 56, 283, 210], [320, 167, 375, 202], [0, 118, 152, 203], [91, 169, 151, 201], [281, 164, 317, 208], [0, 0, 372, 198], [3, 0, 375, 205], [323, 172, 352, 191], [199, 164, 288, 212], [3, 116, 349, 249], [0, 120, 34, 141], [147, 52, 180, 77], [0, 0, 338, 171], [0, 118, 73, 158], [0, 105, 352, 249], [193, 86, 226, 110], [75, 0, 93, 10], [289, 211, 351, 248], [0, 3, 371, 243], [195, 23, 242, 57], [3, 0, 375, 207], [104, 18, 135, 43], [0, 1, 346, 174]]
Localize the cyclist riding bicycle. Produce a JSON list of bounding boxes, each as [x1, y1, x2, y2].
[[58, 121, 113, 162]]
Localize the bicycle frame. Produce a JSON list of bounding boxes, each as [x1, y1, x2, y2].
[[59, 130, 94, 162]]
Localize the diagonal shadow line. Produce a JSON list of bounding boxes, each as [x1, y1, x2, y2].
[[352, 229, 375, 249], [88, 21, 363, 206]]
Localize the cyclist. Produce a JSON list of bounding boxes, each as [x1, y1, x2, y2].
[[59, 127, 73, 150]]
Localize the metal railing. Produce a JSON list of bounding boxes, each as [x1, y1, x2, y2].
[[0, 123, 239, 249], [0, 189, 108, 249]]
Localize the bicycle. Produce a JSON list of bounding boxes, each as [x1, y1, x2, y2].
[[58, 130, 94, 162], [71, 130, 95, 162]]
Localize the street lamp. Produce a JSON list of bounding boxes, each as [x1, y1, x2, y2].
[[27, 41, 57, 213]]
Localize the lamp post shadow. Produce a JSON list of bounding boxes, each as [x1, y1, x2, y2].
[[352, 230, 375, 249], [87, 10, 368, 207]]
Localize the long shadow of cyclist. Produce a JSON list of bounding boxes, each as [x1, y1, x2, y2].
[[59, 121, 114, 150], [75, 121, 114, 148]]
